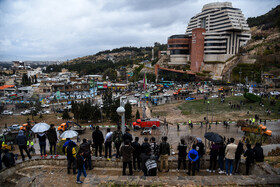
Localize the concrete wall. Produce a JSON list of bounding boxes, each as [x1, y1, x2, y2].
[[169, 55, 189, 65], [0, 156, 273, 184]]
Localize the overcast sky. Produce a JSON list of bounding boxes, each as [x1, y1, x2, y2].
[[0, 0, 279, 61]]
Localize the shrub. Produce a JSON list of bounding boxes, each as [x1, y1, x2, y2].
[[244, 92, 261, 102]]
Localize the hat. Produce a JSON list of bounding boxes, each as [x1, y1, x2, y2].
[[196, 137, 202, 143]]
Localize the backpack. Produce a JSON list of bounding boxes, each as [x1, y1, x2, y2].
[[145, 158, 157, 171], [113, 131, 123, 144]]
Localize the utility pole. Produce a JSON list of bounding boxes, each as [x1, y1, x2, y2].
[[239, 68, 242, 84]]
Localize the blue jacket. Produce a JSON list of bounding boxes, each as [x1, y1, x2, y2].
[[188, 149, 199, 162], [63, 140, 76, 148]]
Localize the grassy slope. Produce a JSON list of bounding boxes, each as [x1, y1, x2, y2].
[[178, 96, 280, 120]]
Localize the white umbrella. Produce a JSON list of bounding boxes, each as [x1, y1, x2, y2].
[[31, 122, 50, 133], [60, 130, 78, 139]]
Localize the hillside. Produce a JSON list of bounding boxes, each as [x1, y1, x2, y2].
[[247, 5, 280, 30]]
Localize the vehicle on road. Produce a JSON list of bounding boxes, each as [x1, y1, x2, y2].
[[8, 124, 20, 131], [211, 94, 218, 98], [270, 91, 280, 96], [241, 124, 272, 136], [21, 109, 31, 115], [133, 118, 160, 129], [141, 127, 152, 135], [2, 110, 13, 115], [57, 121, 85, 133], [234, 93, 243, 96], [41, 104, 50, 108], [129, 100, 137, 105], [134, 93, 140, 97], [38, 110, 50, 114]]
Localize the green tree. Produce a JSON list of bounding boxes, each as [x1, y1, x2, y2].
[[62, 109, 70, 120], [125, 102, 132, 124], [103, 89, 113, 119], [103, 68, 117, 81], [90, 104, 101, 123], [136, 109, 140, 119], [110, 99, 120, 124]]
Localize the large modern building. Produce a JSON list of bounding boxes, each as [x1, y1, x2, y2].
[[167, 2, 251, 73]]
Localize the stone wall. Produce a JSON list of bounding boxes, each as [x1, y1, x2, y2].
[[0, 156, 273, 184]]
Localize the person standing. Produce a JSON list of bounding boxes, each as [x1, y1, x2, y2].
[[47, 124, 58, 158], [131, 137, 141, 171], [76, 151, 87, 184], [104, 128, 113, 160], [177, 139, 187, 171], [92, 126, 104, 158], [120, 140, 134, 176], [38, 132, 48, 158], [141, 137, 151, 154], [112, 126, 123, 159], [150, 137, 159, 160], [218, 141, 226, 174], [159, 136, 170, 172], [79, 139, 92, 170], [234, 141, 244, 174], [253, 143, 264, 162], [65, 141, 77, 174], [225, 138, 237, 176], [123, 128, 133, 143], [195, 137, 205, 172], [16, 130, 32, 161], [244, 144, 255, 175], [187, 144, 199, 176], [207, 142, 219, 173]]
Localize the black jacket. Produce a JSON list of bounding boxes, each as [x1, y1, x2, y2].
[[92, 129, 104, 144], [218, 143, 226, 158], [79, 142, 91, 157], [2, 152, 15, 168], [244, 148, 255, 163], [16, 131, 27, 146], [177, 144, 187, 158], [195, 142, 205, 157], [253, 145, 264, 162], [235, 143, 244, 159], [76, 155, 85, 170], [159, 141, 170, 155], [141, 142, 151, 154], [47, 128, 58, 143], [123, 132, 133, 143], [37, 133, 47, 143], [131, 141, 141, 156]]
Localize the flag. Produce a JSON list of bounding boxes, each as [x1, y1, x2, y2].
[[143, 73, 147, 90]]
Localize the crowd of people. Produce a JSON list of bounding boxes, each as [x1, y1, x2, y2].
[[0, 124, 265, 184]]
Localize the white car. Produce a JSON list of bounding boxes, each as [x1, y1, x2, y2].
[[2, 110, 13, 115], [21, 110, 31, 115], [235, 93, 243, 96], [270, 91, 280, 96], [163, 93, 171, 97], [134, 93, 140, 97], [8, 124, 20, 130], [41, 104, 50, 108], [76, 95, 81, 99], [211, 94, 219, 98], [39, 110, 50, 114], [141, 127, 152, 135]]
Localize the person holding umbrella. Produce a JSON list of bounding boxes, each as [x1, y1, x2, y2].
[[38, 132, 48, 158]]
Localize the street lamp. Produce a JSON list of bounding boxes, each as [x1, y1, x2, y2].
[[116, 97, 126, 134]]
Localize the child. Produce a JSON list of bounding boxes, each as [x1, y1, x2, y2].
[[76, 151, 87, 184]]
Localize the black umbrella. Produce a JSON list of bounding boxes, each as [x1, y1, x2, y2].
[[204, 132, 223, 143]]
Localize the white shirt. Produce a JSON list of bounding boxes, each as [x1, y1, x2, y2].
[[104, 131, 113, 143]]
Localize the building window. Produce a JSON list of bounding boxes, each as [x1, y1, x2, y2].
[[201, 17, 206, 28]]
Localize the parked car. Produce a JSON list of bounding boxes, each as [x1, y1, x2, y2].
[[211, 94, 219, 98], [129, 100, 137, 105], [39, 110, 50, 114], [76, 95, 81, 99], [234, 93, 243, 96], [270, 91, 280, 96], [134, 93, 140, 97], [41, 104, 50, 108], [8, 124, 21, 131], [2, 110, 13, 115], [21, 109, 31, 115], [141, 127, 152, 135]]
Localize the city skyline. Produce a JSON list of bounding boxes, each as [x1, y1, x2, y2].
[[0, 0, 279, 61]]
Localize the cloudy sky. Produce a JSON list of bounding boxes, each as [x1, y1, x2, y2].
[[0, 0, 279, 61]]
